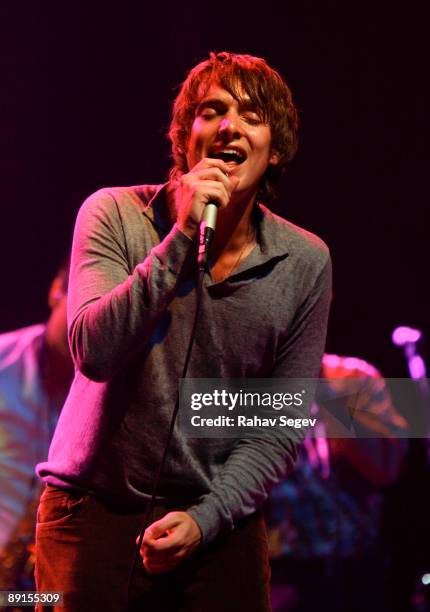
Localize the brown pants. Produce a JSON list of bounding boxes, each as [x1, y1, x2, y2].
[[35, 485, 271, 612]]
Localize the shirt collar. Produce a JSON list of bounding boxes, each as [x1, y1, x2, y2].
[[254, 203, 290, 260], [141, 182, 172, 235], [142, 184, 290, 274]]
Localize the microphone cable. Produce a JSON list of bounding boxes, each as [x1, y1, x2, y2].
[[126, 264, 207, 609]]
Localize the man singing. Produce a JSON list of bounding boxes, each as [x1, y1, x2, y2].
[[35, 51, 331, 611]]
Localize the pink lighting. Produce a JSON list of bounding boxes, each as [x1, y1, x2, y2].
[[392, 326, 422, 346], [392, 325, 427, 381], [409, 355, 427, 380]]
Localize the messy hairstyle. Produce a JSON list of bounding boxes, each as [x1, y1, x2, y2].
[[169, 51, 299, 202]]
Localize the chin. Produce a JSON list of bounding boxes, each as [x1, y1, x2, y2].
[[232, 182, 258, 198]]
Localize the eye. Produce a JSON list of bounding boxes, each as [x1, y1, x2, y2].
[[242, 111, 262, 125], [199, 107, 218, 119], [197, 102, 225, 120]]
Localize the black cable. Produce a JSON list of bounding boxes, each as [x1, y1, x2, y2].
[[126, 268, 206, 609]]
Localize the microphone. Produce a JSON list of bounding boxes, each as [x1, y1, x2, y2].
[[197, 202, 218, 272]]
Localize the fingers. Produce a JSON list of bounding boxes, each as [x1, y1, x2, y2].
[[141, 537, 188, 574], [138, 512, 202, 574], [196, 157, 242, 198], [144, 513, 178, 539], [190, 157, 231, 177], [173, 157, 238, 238], [191, 158, 239, 197], [139, 526, 183, 574], [194, 180, 231, 209], [181, 168, 234, 206], [141, 512, 184, 553], [142, 530, 181, 555]]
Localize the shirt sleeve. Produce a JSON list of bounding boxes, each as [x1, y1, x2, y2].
[[67, 189, 193, 382], [326, 366, 409, 485], [187, 255, 332, 545]]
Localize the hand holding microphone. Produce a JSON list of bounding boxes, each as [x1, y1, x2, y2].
[[174, 158, 238, 242], [198, 201, 219, 271]]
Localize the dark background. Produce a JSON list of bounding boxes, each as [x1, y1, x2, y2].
[[0, 1, 427, 377]]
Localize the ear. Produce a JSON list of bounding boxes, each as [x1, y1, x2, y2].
[[48, 277, 66, 310], [269, 150, 280, 166]]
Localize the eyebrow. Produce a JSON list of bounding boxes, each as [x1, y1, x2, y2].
[[196, 97, 261, 114], [197, 98, 225, 110]]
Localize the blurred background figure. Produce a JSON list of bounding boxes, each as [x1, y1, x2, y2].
[[0, 261, 73, 596], [384, 326, 430, 612], [266, 352, 408, 612]]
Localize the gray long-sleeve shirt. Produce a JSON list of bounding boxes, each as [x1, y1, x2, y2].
[[37, 184, 332, 545]]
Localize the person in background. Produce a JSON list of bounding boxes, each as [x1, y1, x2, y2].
[[266, 352, 408, 612], [0, 261, 73, 594]]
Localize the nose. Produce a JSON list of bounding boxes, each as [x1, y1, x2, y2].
[[218, 112, 242, 140]]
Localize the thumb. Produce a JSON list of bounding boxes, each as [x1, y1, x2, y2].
[[146, 513, 177, 539]]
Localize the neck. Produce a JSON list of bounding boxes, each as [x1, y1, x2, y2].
[[210, 191, 257, 263], [166, 181, 258, 265]]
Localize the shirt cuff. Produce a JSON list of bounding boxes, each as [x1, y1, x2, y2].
[[186, 498, 231, 547]]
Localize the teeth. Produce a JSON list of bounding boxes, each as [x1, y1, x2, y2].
[[221, 149, 244, 159], [209, 149, 245, 163]]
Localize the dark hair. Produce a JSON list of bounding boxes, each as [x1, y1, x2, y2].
[[169, 51, 299, 202]]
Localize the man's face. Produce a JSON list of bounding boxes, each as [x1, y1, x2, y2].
[[186, 83, 279, 199]]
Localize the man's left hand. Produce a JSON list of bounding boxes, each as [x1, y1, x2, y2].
[[138, 511, 202, 574]]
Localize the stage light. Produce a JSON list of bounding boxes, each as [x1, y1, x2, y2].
[[421, 574, 430, 586], [392, 326, 422, 346]]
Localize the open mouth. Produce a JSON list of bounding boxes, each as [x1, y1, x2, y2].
[[208, 149, 246, 165]]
